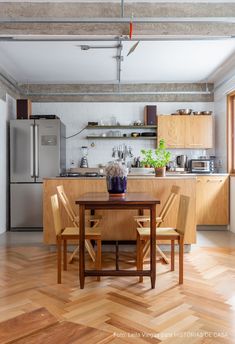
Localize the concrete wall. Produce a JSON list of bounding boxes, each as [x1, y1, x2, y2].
[[33, 101, 214, 169]]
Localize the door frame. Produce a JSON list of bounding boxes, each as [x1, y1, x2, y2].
[[227, 91, 235, 173]]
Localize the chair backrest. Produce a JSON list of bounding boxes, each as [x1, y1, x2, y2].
[[51, 194, 63, 236], [176, 195, 190, 235], [159, 185, 180, 221], [57, 185, 77, 226]]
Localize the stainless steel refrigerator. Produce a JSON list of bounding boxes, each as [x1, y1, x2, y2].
[[10, 119, 66, 229]]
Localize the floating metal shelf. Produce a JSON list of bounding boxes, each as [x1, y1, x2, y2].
[[86, 125, 157, 129], [86, 136, 156, 140]]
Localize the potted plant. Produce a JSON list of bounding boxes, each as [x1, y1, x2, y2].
[[140, 139, 171, 177], [105, 161, 128, 196]]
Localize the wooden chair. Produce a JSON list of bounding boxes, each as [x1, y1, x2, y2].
[[51, 194, 102, 284], [137, 194, 190, 284], [134, 185, 180, 266], [57, 185, 102, 263]]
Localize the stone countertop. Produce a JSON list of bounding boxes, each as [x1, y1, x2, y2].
[[44, 175, 197, 180], [43, 173, 229, 181]]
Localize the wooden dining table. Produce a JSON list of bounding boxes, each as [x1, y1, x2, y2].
[[75, 192, 160, 289]]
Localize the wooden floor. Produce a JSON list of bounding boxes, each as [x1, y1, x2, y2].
[[0, 244, 234, 343]]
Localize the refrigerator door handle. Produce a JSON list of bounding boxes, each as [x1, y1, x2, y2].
[[30, 124, 35, 177], [34, 124, 39, 178]]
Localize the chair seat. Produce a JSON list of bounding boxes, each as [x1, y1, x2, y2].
[[134, 215, 162, 223], [137, 227, 179, 237], [62, 227, 101, 237]]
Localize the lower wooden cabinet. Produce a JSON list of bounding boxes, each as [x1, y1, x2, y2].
[[196, 175, 229, 225]]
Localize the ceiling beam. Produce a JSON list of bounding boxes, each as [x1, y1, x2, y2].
[[19, 82, 214, 102], [0, 2, 235, 37], [0, 2, 234, 19]]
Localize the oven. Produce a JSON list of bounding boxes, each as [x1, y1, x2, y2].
[[189, 159, 213, 173]]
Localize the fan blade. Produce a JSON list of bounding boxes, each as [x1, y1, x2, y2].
[[127, 41, 140, 56]]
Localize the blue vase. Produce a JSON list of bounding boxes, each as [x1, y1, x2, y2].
[[106, 176, 127, 194]]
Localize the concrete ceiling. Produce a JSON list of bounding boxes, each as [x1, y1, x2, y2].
[[0, 39, 235, 84]]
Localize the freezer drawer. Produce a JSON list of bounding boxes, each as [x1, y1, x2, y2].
[[10, 183, 43, 229]]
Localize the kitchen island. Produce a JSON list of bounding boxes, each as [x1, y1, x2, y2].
[[43, 175, 196, 244]]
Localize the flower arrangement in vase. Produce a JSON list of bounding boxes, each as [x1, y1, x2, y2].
[[105, 161, 128, 196]]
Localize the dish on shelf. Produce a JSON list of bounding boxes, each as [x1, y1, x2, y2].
[[131, 132, 140, 137], [176, 109, 193, 115], [201, 111, 212, 115], [141, 132, 156, 137]]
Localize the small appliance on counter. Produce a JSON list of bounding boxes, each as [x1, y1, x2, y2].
[[189, 159, 214, 173], [80, 146, 89, 168], [176, 155, 188, 170]]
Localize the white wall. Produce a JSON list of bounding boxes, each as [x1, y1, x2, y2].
[[0, 95, 16, 234], [33, 101, 214, 168], [214, 74, 235, 172], [230, 176, 235, 233]]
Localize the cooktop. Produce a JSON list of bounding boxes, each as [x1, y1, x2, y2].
[[59, 172, 104, 178]]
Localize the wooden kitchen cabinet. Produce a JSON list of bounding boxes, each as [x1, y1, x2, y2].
[[185, 115, 213, 149], [196, 175, 229, 225], [157, 115, 185, 148], [43, 177, 197, 244], [157, 115, 213, 149]]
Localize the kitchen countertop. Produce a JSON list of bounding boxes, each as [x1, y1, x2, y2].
[[43, 172, 229, 180]]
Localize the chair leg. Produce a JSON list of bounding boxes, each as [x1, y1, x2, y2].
[[57, 236, 62, 284], [68, 245, 80, 264], [156, 245, 170, 264], [96, 239, 102, 282], [171, 240, 175, 271], [179, 236, 184, 284], [143, 240, 150, 260], [139, 240, 145, 283], [85, 240, 96, 262], [136, 233, 141, 281], [63, 239, 67, 271]]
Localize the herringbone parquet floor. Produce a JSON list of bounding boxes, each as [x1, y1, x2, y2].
[[0, 244, 234, 343]]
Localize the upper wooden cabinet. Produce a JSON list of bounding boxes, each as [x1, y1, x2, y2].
[[157, 115, 213, 149]]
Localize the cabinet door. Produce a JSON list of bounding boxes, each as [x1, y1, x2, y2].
[[196, 176, 229, 225], [157, 116, 185, 148], [185, 116, 213, 149]]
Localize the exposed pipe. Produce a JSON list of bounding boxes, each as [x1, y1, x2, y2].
[[1, 36, 234, 42], [0, 17, 235, 24], [121, 0, 124, 18], [116, 39, 123, 84], [0, 71, 21, 93]]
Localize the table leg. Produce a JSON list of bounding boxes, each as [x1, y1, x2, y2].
[[79, 204, 85, 289], [150, 205, 156, 289]]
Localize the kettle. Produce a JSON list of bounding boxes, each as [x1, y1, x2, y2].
[[176, 155, 188, 169]]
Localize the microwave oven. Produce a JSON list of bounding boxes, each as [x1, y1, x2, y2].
[[189, 159, 214, 173]]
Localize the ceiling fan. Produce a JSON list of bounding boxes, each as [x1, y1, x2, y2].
[[126, 17, 140, 56]]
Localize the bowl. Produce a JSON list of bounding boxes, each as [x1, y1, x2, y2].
[[202, 111, 212, 115], [177, 109, 193, 115], [193, 111, 203, 115], [131, 132, 140, 137]]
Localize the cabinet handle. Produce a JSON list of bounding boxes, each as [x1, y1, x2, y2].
[[207, 179, 223, 183], [189, 143, 203, 146]]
